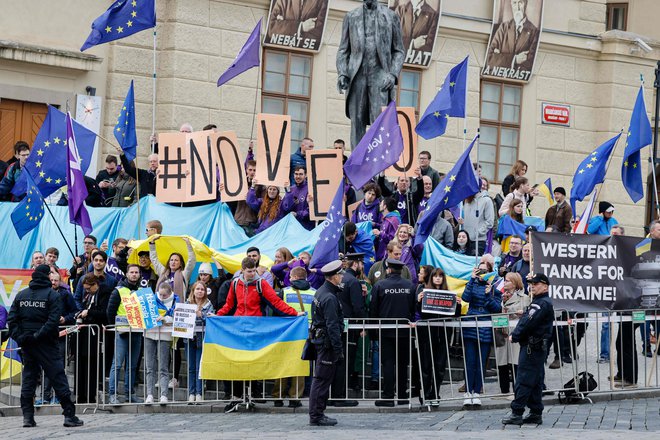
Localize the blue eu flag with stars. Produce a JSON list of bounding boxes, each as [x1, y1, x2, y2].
[[81, 0, 156, 52], [570, 133, 622, 215], [414, 134, 481, 247], [115, 80, 137, 161], [12, 106, 97, 199], [11, 171, 45, 239], [622, 86, 652, 203], [415, 56, 468, 140], [310, 183, 347, 269]]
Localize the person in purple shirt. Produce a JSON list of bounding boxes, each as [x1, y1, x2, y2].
[[392, 224, 420, 285], [378, 175, 415, 225], [351, 182, 382, 229], [247, 182, 284, 234], [374, 197, 401, 260], [282, 166, 315, 230], [413, 175, 433, 220]]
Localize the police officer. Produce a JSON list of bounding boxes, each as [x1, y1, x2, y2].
[[329, 253, 365, 405], [7, 265, 84, 428], [502, 273, 554, 426], [370, 259, 415, 407], [308, 260, 344, 427]]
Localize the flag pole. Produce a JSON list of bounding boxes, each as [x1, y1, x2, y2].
[[462, 57, 469, 151], [42, 201, 77, 262], [474, 129, 480, 265], [249, 53, 261, 143], [589, 128, 626, 218], [134, 159, 142, 239], [151, 0, 158, 155], [95, 132, 123, 152], [646, 70, 660, 219]]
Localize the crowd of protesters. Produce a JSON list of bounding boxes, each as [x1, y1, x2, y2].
[[1, 133, 660, 422]]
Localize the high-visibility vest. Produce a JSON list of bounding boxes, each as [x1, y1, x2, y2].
[[282, 286, 315, 324]]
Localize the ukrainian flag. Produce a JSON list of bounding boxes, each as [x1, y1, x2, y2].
[[636, 238, 652, 256], [1, 338, 22, 382], [537, 178, 554, 206], [200, 316, 310, 381]]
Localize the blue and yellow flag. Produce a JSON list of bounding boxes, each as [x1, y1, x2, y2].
[[200, 316, 309, 381], [1, 338, 22, 381], [537, 178, 554, 206], [636, 238, 652, 256]]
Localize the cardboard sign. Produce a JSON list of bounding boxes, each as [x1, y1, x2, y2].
[[172, 303, 198, 339], [307, 149, 343, 221], [212, 131, 249, 202], [347, 200, 362, 223], [385, 107, 418, 177], [187, 130, 217, 202], [156, 132, 188, 203], [420, 289, 457, 315], [256, 113, 291, 187]]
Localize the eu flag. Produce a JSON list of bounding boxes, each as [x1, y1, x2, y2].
[[11, 171, 45, 239], [570, 133, 622, 215], [115, 80, 137, 161], [622, 86, 652, 202], [343, 101, 404, 190], [12, 106, 96, 199], [414, 134, 481, 246], [81, 0, 156, 52], [415, 56, 468, 140], [309, 182, 347, 269]]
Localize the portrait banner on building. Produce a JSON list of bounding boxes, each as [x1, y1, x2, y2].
[[531, 232, 660, 312], [482, 0, 544, 82], [265, 0, 330, 52], [389, 0, 442, 68]]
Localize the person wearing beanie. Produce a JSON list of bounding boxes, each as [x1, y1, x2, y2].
[[194, 261, 228, 310], [7, 265, 84, 428], [587, 201, 618, 235], [544, 187, 572, 233]]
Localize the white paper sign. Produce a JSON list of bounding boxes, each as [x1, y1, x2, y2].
[[172, 303, 198, 339]]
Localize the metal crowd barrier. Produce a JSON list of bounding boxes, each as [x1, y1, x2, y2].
[[3, 310, 660, 412]]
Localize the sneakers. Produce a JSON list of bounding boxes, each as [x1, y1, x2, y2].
[[597, 356, 610, 364], [462, 392, 473, 407], [22, 416, 36, 428], [522, 413, 543, 425], [502, 413, 524, 425], [63, 415, 84, 428], [549, 358, 561, 369], [196, 394, 203, 403], [159, 396, 169, 404], [108, 395, 121, 405], [427, 400, 440, 407], [34, 399, 48, 406], [471, 393, 482, 406], [168, 378, 179, 389], [127, 395, 143, 404], [188, 395, 196, 404], [309, 416, 338, 426], [145, 395, 154, 405], [51, 397, 60, 405], [224, 400, 242, 413]]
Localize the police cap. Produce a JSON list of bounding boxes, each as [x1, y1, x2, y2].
[[344, 252, 364, 262], [385, 258, 405, 270], [528, 273, 550, 285], [321, 260, 344, 276]]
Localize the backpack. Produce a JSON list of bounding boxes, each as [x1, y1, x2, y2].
[[558, 371, 597, 403], [227, 277, 267, 316]]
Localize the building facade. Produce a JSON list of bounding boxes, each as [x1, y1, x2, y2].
[[0, 0, 659, 235]]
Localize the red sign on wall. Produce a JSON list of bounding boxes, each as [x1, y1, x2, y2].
[[542, 103, 570, 127]]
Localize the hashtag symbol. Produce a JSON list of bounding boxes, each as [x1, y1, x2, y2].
[[159, 146, 186, 189]]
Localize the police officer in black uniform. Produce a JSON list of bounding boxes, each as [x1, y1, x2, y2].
[[329, 253, 365, 405], [370, 259, 415, 407], [308, 260, 345, 427], [502, 273, 554, 426], [7, 265, 84, 428]]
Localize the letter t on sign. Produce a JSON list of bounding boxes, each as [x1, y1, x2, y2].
[[255, 113, 291, 186]]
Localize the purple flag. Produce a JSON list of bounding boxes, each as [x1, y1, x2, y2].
[[65, 112, 93, 235], [217, 19, 261, 87], [343, 101, 404, 191]]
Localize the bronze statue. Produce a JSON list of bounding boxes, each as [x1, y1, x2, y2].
[[336, 0, 405, 147]]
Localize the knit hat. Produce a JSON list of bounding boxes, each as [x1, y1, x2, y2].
[[598, 201, 614, 214], [198, 263, 213, 275], [553, 187, 566, 196], [32, 264, 51, 282]]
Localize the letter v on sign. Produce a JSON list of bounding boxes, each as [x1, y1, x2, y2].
[[256, 113, 291, 186]]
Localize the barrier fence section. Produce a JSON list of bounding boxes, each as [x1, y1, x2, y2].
[[1, 311, 660, 411]]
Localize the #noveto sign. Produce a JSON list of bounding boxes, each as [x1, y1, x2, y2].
[[531, 232, 660, 312]]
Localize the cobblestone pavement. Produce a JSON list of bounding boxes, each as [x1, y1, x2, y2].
[[1, 398, 659, 440]]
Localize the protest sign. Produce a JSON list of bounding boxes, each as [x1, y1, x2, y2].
[[156, 132, 188, 203], [256, 113, 291, 187], [187, 130, 217, 202], [307, 149, 343, 221], [212, 131, 249, 202], [119, 288, 161, 330], [531, 232, 660, 311], [385, 107, 418, 177], [172, 303, 198, 339], [420, 289, 457, 315]]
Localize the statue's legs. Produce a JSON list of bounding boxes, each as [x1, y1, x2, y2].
[[349, 72, 370, 148]]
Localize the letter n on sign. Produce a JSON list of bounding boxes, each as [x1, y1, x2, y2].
[[385, 107, 418, 177], [307, 149, 343, 221], [187, 130, 217, 203], [156, 132, 188, 203], [212, 131, 248, 202], [256, 113, 291, 186]]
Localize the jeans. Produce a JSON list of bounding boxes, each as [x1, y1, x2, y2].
[[371, 341, 380, 381], [186, 340, 203, 395], [145, 338, 172, 397], [464, 338, 490, 394], [600, 313, 610, 359], [108, 331, 142, 396]]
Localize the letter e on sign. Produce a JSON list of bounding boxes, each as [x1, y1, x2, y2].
[[307, 149, 343, 221]]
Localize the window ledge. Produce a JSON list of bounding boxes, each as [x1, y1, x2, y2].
[[0, 40, 103, 72]]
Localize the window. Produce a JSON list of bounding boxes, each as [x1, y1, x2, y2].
[[479, 81, 522, 183], [606, 3, 627, 31], [397, 69, 421, 113], [262, 50, 312, 146]]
